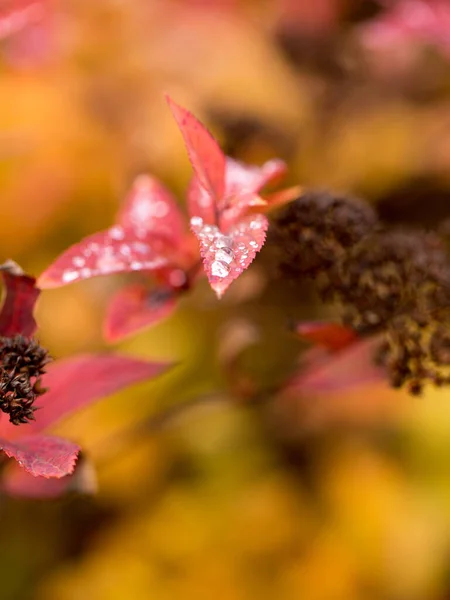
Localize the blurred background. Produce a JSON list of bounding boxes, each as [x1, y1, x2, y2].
[[3, 0, 450, 598]]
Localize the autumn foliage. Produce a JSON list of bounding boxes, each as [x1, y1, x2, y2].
[[3, 1, 450, 600]]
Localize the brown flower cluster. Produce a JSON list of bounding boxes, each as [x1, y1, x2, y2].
[[270, 191, 450, 394], [270, 190, 378, 279], [0, 334, 51, 425]]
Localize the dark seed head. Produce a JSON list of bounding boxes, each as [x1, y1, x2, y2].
[[322, 230, 450, 334], [0, 334, 51, 425], [269, 190, 378, 279], [271, 188, 450, 395]]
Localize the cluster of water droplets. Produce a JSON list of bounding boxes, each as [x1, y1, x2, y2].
[[60, 224, 168, 284], [191, 214, 267, 285], [126, 176, 172, 238], [191, 216, 236, 279]]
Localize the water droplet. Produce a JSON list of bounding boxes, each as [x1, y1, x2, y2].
[[211, 261, 230, 278], [215, 237, 232, 250], [62, 270, 79, 283], [132, 197, 153, 222], [154, 201, 169, 218], [130, 261, 143, 270], [109, 225, 125, 240], [73, 256, 85, 267], [249, 240, 258, 248], [190, 216, 203, 228], [80, 268, 92, 278], [215, 248, 234, 265], [97, 253, 121, 271], [131, 242, 149, 254], [120, 244, 131, 256]]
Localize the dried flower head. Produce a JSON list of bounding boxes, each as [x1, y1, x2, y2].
[[325, 229, 450, 394], [271, 188, 450, 395], [269, 190, 378, 279], [321, 230, 450, 333], [0, 334, 51, 425], [374, 315, 450, 395]]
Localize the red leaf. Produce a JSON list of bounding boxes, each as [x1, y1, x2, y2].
[[166, 96, 226, 212], [3, 454, 97, 497], [187, 177, 217, 224], [224, 157, 287, 198], [261, 185, 303, 212], [20, 354, 173, 433], [219, 192, 267, 233], [117, 175, 185, 245], [285, 337, 385, 396], [0, 0, 45, 41], [218, 159, 288, 228], [187, 158, 287, 226], [294, 321, 358, 353], [38, 229, 171, 289], [0, 434, 79, 478], [1, 0, 54, 68], [104, 284, 178, 342], [191, 213, 268, 298], [359, 0, 450, 59], [0, 260, 39, 336]]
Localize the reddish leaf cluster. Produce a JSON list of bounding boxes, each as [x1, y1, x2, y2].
[[0, 261, 172, 497], [359, 0, 450, 59], [0, 0, 54, 68], [39, 97, 295, 341], [285, 321, 384, 397]]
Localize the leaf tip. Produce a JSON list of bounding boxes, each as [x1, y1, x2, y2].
[[36, 271, 56, 289]]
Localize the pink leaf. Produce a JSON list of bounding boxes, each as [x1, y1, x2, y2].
[[0, 0, 44, 42], [0, 260, 39, 336], [1, 0, 54, 69], [262, 185, 303, 212], [38, 229, 171, 289], [2, 454, 96, 497], [224, 157, 287, 198], [117, 175, 185, 245], [166, 96, 226, 212], [0, 434, 79, 478], [21, 354, 173, 433], [294, 321, 358, 353], [218, 159, 288, 228], [285, 337, 385, 396], [104, 284, 178, 342], [219, 192, 267, 233], [187, 158, 287, 225], [359, 0, 450, 59], [191, 213, 268, 298], [187, 177, 217, 224]]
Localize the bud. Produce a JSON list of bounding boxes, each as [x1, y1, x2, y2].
[[0, 334, 51, 425]]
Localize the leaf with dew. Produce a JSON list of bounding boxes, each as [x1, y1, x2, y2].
[[191, 213, 268, 298], [167, 95, 226, 216], [118, 175, 186, 244], [38, 229, 172, 288]]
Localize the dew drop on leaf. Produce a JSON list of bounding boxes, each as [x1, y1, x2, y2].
[[211, 261, 230, 278]]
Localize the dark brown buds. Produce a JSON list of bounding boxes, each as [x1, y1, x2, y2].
[[0, 334, 51, 425]]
